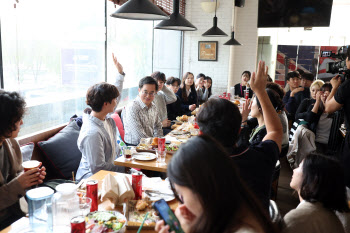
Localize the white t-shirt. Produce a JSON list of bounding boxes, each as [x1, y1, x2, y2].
[[315, 113, 333, 144], [103, 120, 116, 158]]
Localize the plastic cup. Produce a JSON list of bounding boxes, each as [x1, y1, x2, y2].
[[23, 160, 41, 172], [156, 149, 166, 165], [79, 197, 92, 216], [123, 147, 132, 161]]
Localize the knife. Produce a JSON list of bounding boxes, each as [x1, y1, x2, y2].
[[145, 190, 174, 197]]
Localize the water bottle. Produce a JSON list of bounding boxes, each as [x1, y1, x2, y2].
[[26, 187, 54, 233], [52, 183, 80, 233]]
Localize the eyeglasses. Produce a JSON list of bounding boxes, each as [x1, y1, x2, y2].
[[141, 91, 155, 97]]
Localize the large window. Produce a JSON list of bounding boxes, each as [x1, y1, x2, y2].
[[1, 0, 182, 137]]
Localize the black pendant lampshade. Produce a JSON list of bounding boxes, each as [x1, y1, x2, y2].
[[202, 0, 227, 37], [224, 31, 241, 45], [154, 0, 197, 31], [110, 0, 170, 20]]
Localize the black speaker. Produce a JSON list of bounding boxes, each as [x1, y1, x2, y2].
[[235, 0, 245, 7]]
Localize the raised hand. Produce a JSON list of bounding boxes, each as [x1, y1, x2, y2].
[[330, 75, 342, 89], [241, 99, 251, 122], [112, 53, 124, 74], [250, 61, 268, 94]]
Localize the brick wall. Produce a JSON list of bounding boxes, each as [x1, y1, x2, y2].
[[183, 0, 259, 95], [183, 0, 233, 95]]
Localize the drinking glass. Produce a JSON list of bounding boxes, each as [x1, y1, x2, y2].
[[123, 146, 132, 161], [79, 197, 92, 216], [156, 149, 166, 165]]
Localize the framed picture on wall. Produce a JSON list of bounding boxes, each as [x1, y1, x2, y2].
[[198, 41, 218, 61]]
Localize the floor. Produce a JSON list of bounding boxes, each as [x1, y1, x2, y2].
[[275, 156, 300, 216]]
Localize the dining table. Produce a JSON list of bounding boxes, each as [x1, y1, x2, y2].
[[1, 170, 178, 233]]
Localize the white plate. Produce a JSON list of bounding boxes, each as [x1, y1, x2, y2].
[[133, 152, 157, 161]]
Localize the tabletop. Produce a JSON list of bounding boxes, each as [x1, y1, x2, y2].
[[114, 152, 172, 173], [1, 170, 178, 233]]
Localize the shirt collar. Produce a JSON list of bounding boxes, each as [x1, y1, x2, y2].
[[83, 112, 105, 126]]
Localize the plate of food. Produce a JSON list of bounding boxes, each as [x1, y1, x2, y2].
[[176, 115, 188, 122], [85, 211, 126, 233], [135, 144, 156, 154], [125, 199, 159, 230], [165, 144, 179, 155], [133, 152, 157, 161]]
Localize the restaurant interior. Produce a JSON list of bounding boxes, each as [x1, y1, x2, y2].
[[1, 0, 350, 232]]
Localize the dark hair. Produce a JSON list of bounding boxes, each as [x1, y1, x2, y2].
[[204, 76, 213, 98], [267, 74, 273, 82], [86, 82, 119, 112], [300, 153, 349, 212], [255, 89, 284, 112], [197, 97, 241, 147], [241, 71, 251, 78], [166, 76, 181, 86], [266, 82, 285, 100], [297, 69, 305, 76], [301, 73, 314, 82], [196, 73, 206, 80], [347, 46, 350, 60], [167, 135, 277, 233], [0, 91, 26, 139], [286, 71, 300, 81], [180, 72, 195, 102], [139, 76, 159, 91], [151, 71, 166, 83], [320, 83, 332, 92]]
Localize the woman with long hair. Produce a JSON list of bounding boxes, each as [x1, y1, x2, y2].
[[176, 72, 197, 115], [234, 71, 254, 98], [284, 153, 349, 233], [155, 135, 278, 233], [204, 76, 213, 99]]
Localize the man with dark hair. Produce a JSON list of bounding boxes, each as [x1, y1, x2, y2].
[[0, 91, 46, 230], [197, 61, 282, 211], [123, 76, 163, 145], [325, 47, 350, 188], [283, 71, 304, 120], [150, 71, 176, 129], [300, 72, 314, 88], [76, 54, 125, 181]]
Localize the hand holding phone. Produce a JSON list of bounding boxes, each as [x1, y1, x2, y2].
[[153, 199, 184, 233]]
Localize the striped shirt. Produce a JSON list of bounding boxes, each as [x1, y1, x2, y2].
[[123, 96, 163, 145]]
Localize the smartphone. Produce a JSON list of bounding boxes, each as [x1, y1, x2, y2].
[[153, 199, 184, 233]]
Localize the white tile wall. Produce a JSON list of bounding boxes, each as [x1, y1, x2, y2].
[[182, 0, 259, 95]]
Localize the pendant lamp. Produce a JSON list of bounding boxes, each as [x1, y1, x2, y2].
[[154, 0, 197, 31], [224, 30, 241, 45], [110, 0, 169, 20], [202, 0, 227, 37]]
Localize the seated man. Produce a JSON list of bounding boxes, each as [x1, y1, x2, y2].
[[76, 55, 125, 181], [0, 91, 46, 230], [151, 71, 176, 128], [196, 61, 282, 211], [293, 72, 313, 107], [123, 76, 163, 146]]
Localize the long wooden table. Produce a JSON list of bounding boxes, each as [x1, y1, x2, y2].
[[114, 152, 172, 173], [1, 170, 178, 233]]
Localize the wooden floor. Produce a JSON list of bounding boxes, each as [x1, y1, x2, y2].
[[276, 156, 300, 216]]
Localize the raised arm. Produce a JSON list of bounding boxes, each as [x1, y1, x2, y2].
[[112, 53, 125, 105], [250, 61, 283, 152], [160, 84, 176, 104], [325, 75, 343, 113]]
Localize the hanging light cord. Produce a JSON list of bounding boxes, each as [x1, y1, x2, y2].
[[215, 0, 217, 17]]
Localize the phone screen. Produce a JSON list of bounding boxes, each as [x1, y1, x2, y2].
[[153, 199, 184, 233]]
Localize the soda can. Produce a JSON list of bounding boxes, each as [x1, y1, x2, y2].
[[245, 89, 249, 99], [86, 180, 98, 212], [71, 216, 86, 233], [132, 172, 143, 200], [158, 137, 166, 152]]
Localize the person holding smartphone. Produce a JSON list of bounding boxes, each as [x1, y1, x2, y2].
[[155, 135, 278, 233]]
